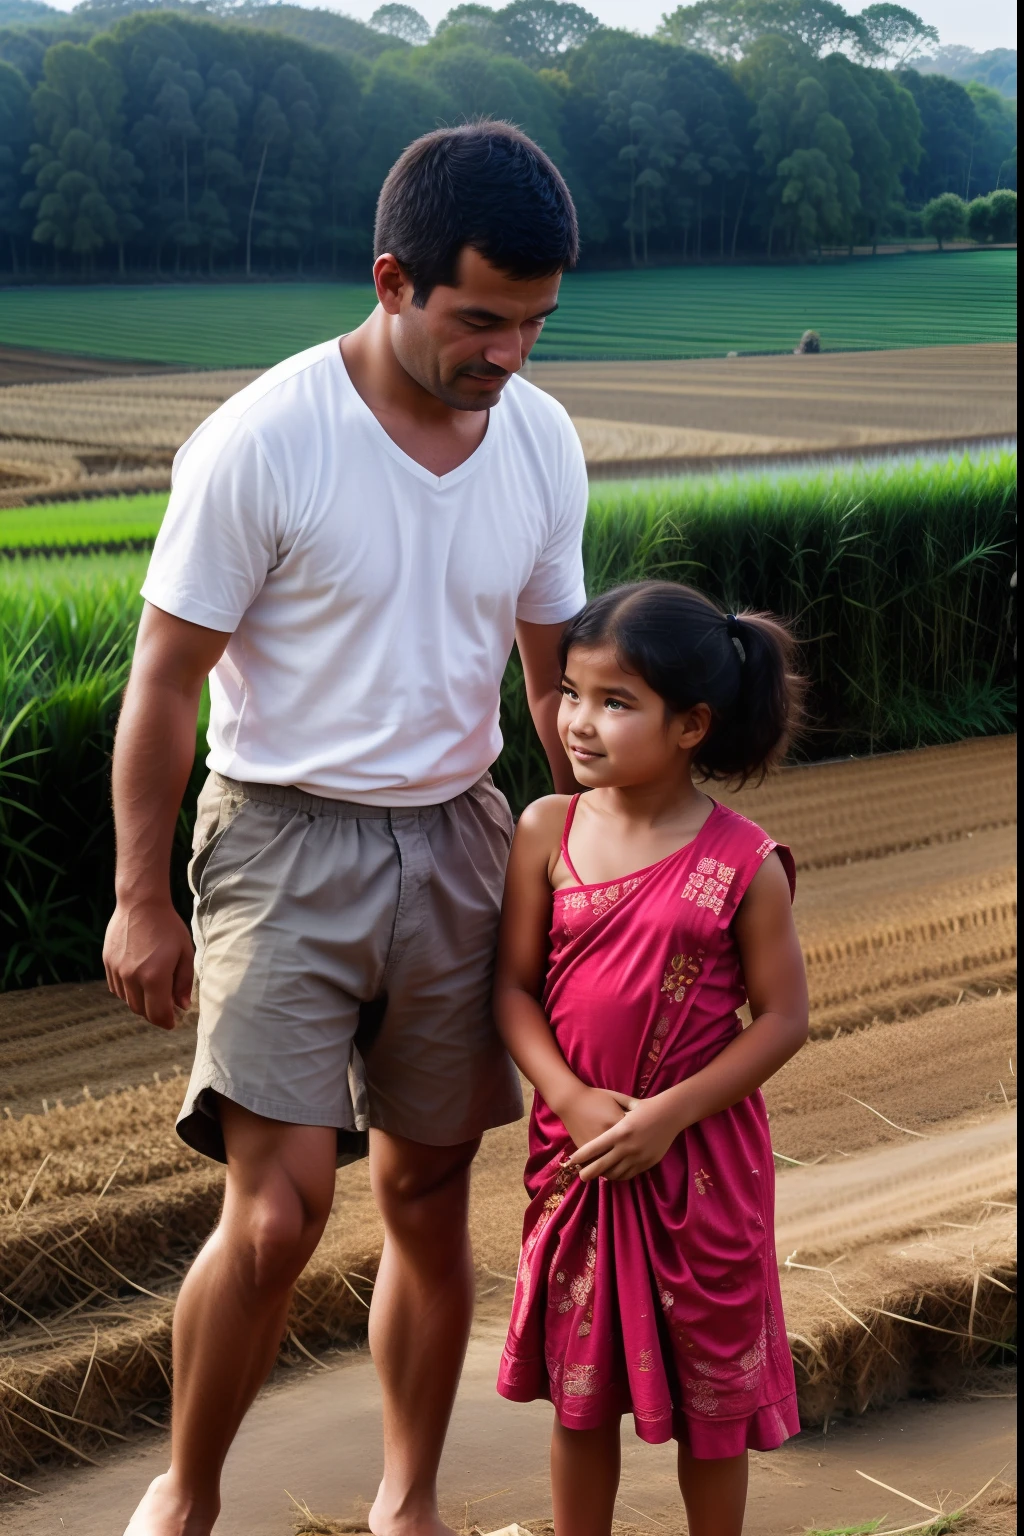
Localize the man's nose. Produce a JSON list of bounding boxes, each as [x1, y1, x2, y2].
[[481, 330, 528, 376]]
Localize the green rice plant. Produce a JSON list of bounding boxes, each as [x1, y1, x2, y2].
[[1, 559, 206, 988], [2, 452, 1016, 988], [0, 493, 170, 553], [0, 252, 1014, 368]]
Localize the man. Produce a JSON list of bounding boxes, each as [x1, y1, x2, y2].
[[104, 121, 586, 1536]]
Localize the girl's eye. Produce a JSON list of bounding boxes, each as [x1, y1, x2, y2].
[[561, 686, 579, 702], [605, 698, 626, 711]]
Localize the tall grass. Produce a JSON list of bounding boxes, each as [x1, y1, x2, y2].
[[1, 453, 1016, 988], [1, 556, 205, 988]]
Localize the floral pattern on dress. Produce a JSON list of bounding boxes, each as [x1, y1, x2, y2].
[[558, 875, 648, 937], [661, 951, 704, 1002], [563, 1362, 600, 1397], [681, 857, 737, 917], [687, 1378, 719, 1415]]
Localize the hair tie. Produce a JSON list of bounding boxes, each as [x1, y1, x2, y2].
[[726, 614, 746, 664]]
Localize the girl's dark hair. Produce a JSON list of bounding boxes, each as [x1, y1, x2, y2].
[[375, 120, 578, 306], [559, 581, 806, 787]]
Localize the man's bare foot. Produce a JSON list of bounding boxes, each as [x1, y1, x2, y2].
[[368, 1481, 457, 1536], [122, 1472, 219, 1536]]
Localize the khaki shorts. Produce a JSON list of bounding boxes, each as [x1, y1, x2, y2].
[[178, 772, 523, 1164]]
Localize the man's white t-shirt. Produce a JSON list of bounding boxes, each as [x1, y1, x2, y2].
[[142, 339, 588, 806]]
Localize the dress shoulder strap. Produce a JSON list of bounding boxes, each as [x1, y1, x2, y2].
[[687, 804, 798, 921], [560, 794, 585, 885]]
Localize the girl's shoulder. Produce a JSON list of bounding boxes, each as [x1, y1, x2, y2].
[[514, 793, 573, 852], [704, 802, 796, 901], [513, 794, 575, 889]]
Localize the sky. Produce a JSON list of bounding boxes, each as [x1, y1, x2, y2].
[[42, 0, 1018, 53]]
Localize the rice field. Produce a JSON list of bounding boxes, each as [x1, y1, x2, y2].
[[0, 252, 1015, 369], [1, 452, 1015, 989], [1, 344, 1014, 509], [0, 737, 1016, 1496]]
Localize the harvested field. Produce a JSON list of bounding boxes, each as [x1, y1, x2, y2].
[[715, 735, 1016, 868], [536, 344, 1017, 464], [0, 740, 1016, 1491], [0, 345, 1015, 505]]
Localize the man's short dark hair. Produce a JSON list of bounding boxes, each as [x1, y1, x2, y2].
[[374, 120, 579, 305]]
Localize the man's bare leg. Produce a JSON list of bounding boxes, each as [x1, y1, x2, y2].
[[367, 1130, 480, 1536], [125, 1101, 337, 1536]]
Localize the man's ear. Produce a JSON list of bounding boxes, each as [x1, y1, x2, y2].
[[373, 253, 411, 315]]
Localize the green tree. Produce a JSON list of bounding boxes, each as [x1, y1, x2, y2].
[[964, 83, 1017, 196], [921, 190, 966, 247], [965, 194, 992, 242], [370, 4, 431, 44], [741, 38, 861, 253], [986, 188, 1016, 241], [658, 0, 871, 60], [857, 4, 936, 67], [898, 69, 978, 202], [22, 40, 140, 270], [500, 0, 601, 65], [0, 59, 31, 269]]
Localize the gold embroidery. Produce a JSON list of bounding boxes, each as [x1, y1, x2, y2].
[[694, 1166, 714, 1195], [559, 875, 648, 934], [661, 951, 703, 1002], [638, 1348, 655, 1372], [681, 857, 737, 917], [563, 1363, 599, 1397], [688, 1379, 719, 1415], [660, 1289, 675, 1314], [578, 1304, 593, 1338]]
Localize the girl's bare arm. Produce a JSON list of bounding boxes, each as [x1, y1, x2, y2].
[[494, 799, 627, 1149], [571, 852, 808, 1181]]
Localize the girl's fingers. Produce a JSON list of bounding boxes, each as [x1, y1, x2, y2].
[[577, 1149, 624, 1181], [569, 1129, 616, 1165], [610, 1091, 636, 1110]]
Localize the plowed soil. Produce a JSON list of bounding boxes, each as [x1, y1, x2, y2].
[[534, 343, 1017, 456], [1, 344, 1015, 504], [0, 737, 1016, 1495]]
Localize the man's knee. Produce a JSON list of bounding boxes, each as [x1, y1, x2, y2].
[[222, 1176, 333, 1294], [371, 1134, 479, 1238], [217, 1104, 337, 1294]]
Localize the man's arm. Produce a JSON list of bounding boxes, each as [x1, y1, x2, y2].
[[103, 603, 230, 1031], [515, 618, 577, 795]]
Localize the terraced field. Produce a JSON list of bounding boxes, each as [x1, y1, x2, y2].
[[0, 736, 1015, 1498], [0, 253, 1014, 370], [1, 344, 1015, 509]]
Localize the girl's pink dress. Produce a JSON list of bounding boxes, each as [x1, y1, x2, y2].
[[496, 797, 801, 1457]]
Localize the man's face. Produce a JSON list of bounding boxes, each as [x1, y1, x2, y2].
[[381, 246, 562, 411]]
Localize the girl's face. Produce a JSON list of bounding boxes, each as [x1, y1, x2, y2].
[[558, 643, 710, 790]]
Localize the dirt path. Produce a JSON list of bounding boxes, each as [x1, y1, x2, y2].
[[3, 1321, 1014, 1536], [0, 739, 1015, 1496]]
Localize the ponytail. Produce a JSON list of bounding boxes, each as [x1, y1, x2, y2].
[[559, 581, 806, 787]]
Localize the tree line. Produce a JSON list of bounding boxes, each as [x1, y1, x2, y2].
[[0, 0, 1017, 276]]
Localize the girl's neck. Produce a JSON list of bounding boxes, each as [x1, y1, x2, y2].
[[588, 771, 709, 831]]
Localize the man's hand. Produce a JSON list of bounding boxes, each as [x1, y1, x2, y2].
[[103, 603, 228, 1032], [555, 1083, 629, 1154], [569, 1090, 686, 1182], [103, 897, 194, 1031]]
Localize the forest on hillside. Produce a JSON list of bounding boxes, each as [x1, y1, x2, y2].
[[0, 0, 1017, 277]]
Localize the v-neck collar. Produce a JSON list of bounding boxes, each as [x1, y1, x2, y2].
[[332, 339, 498, 492]]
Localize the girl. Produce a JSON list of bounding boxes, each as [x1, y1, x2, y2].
[[494, 580, 810, 1536]]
